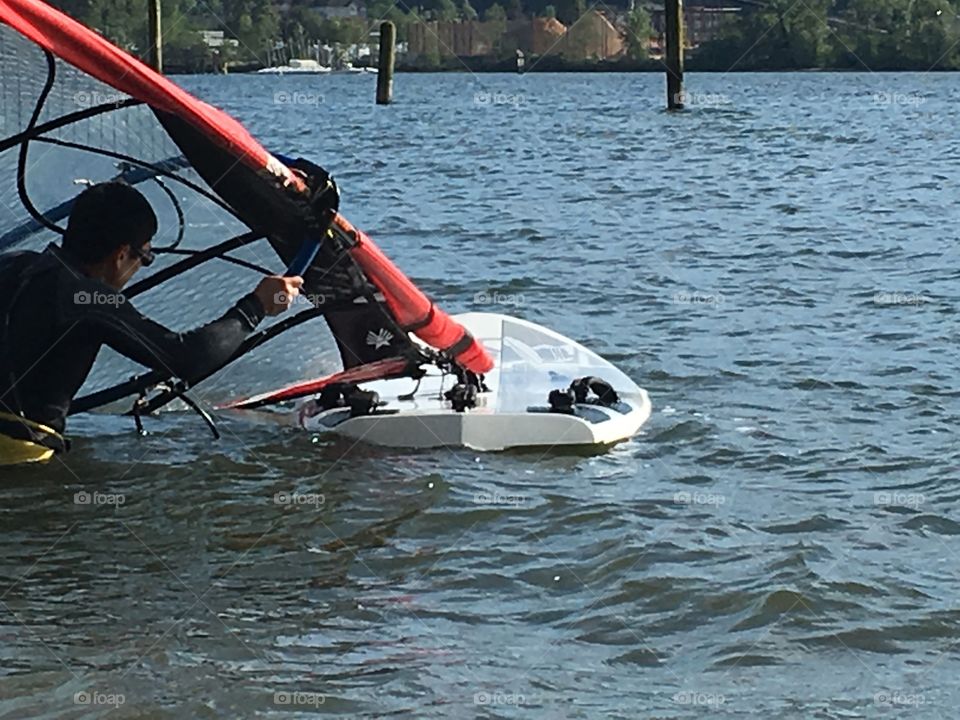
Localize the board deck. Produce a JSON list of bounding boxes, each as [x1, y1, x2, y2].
[[296, 313, 651, 451]]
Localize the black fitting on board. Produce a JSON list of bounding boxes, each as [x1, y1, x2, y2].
[[549, 377, 620, 414], [316, 383, 381, 417], [445, 383, 478, 413], [570, 377, 619, 406], [548, 388, 575, 414]]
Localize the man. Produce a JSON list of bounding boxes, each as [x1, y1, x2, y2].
[[0, 181, 304, 464]]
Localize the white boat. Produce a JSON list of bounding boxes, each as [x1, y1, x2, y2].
[[330, 62, 363, 74], [295, 312, 651, 451], [329, 62, 377, 74], [256, 58, 331, 74]]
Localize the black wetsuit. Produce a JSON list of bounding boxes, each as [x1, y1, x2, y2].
[[0, 244, 265, 435]]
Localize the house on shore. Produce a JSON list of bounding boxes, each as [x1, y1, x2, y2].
[[311, 0, 366, 19], [407, 12, 625, 63]]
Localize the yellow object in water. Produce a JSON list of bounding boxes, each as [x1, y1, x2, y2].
[[0, 412, 63, 466], [0, 432, 54, 465]]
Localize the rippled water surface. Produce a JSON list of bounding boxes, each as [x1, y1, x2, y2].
[[3, 72, 960, 718]]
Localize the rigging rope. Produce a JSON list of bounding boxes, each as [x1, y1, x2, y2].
[[16, 50, 63, 235]]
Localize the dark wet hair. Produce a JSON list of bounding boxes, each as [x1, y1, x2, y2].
[[62, 182, 158, 264]]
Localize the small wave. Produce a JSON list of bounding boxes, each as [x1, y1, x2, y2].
[[731, 589, 818, 631], [761, 514, 848, 534], [649, 420, 711, 443], [800, 628, 906, 654], [902, 515, 960, 535]]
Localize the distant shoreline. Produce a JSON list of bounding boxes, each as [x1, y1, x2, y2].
[[180, 66, 960, 75], [183, 58, 960, 75]]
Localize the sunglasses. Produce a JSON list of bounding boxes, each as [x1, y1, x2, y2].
[[131, 244, 155, 267]]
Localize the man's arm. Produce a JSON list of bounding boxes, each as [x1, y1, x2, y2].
[[73, 276, 303, 383]]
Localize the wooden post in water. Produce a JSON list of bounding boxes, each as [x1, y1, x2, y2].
[[376, 21, 396, 105], [664, 0, 683, 109], [147, 0, 162, 72]]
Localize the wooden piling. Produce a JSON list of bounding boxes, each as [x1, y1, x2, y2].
[[376, 21, 396, 105], [665, 0, 683, 110], [147, 0, 162, 72]]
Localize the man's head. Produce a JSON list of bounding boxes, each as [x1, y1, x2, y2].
[[62, 182, 158, 289]]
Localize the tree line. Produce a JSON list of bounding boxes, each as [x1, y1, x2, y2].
[[695, 0, 960, 70], [48, 0, 649, 69], [49, 0, 960, 71]]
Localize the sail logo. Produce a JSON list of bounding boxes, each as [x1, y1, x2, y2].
[[366, 329, 394, 349]]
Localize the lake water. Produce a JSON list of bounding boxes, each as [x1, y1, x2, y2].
[[2, 71, 960, 718]]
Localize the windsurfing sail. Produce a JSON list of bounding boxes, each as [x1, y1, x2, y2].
[[0, 0, 493, 420]]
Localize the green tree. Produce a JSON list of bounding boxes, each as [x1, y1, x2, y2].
[[554, 0, 584, 26], [223, 0, 279, 59], [317, 17, 368, 44], [697, 0, 960, 70], [436, 0, 460, 21], [484, 2, 506, 21], [901, 0, 960, 67], [624, 6, 652, 60], [701, 0, 831, 69], [84, 0, 148, 51], [366, 0, 410, 42], [284, 7, 326, 39], [542, 4, 556, 18], [460, 0, 478, 20]]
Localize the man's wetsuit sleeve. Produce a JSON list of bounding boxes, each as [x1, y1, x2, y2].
[[80, 292, 266, 382]]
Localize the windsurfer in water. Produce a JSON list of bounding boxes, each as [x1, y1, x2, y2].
[[0, 181, 305, 465]]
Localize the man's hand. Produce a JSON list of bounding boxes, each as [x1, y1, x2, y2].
[[254, 275, 304, 316]]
